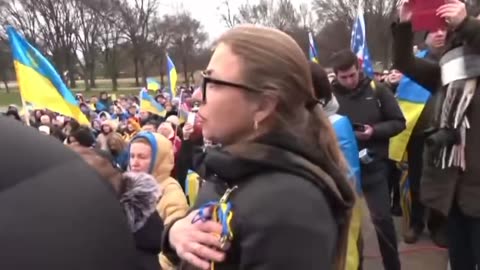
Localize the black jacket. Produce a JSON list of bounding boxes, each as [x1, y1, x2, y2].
[[163, 131, 355, 270], [0, 117, 137, 270], [175, 136, 204, 191], [333, 78, 406, 160], [135, 213, 163, 270]]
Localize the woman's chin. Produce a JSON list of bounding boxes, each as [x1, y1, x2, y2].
[[130, 168, 142, 173]]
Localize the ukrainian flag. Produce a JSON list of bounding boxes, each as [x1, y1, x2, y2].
[[166, 54, 177, 97], [389, 50, 431, 162], [185, 170, 200, 206], [329, 114, 362, 270], [146, 77, 160, 91], [7, 26, 89, 125], [139, 89, 166, 117], [308, 32, 319, 63]]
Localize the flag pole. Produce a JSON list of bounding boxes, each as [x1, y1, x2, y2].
[[175, 88, 184, 136], [20, 94, 31, 126]]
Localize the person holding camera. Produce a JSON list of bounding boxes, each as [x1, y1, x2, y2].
[[330, 49, 406, 270], [393, 1, 480, 269]]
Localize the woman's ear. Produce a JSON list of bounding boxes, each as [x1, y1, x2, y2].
[[253, 95, 278, 124]]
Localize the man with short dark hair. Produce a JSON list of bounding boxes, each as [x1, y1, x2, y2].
[[142, 120, 160, 133], [330, 49, 406, 270]]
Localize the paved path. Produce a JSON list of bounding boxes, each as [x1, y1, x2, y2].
[[363, 217, 448, 269]]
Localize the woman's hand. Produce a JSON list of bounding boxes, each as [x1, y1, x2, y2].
[[169, 210, 226, 270], [182, 123, 194, 140], [398, 0, 412, 22], [437, 0, 467, 29]]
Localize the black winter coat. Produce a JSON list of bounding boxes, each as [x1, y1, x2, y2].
[[163, 131, 355, 270]]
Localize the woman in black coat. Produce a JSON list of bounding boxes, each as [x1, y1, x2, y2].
[[161, 25, 356, 270]]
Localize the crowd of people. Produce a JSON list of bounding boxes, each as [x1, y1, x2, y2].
[[1, 0, 480, 269]]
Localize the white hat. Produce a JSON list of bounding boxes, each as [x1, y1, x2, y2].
[[165, 115, 180, 126], [38, 125, 51, 135]]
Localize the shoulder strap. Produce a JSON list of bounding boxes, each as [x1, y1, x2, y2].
[[369, 80, 382, 108], [370, 80, 376, 91]]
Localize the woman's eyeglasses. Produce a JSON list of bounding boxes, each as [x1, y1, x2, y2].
[[201, 71, 261, 103]]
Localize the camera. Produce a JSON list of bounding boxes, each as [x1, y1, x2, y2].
[[359, 148, 375, 165]]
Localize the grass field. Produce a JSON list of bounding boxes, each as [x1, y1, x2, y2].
[[0, 77, 163, 106]]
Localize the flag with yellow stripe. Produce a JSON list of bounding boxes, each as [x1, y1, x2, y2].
[[7, 26, 89, 125], [389, 50, 431, 162]]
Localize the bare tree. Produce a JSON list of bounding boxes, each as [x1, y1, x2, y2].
[[218, 0, 240, 28], [22, 0, 79, 88], [312, 0, 400, 65], [0, 39, 12, 93], [219, 0, 301, 31], [169, 12, 207, 87], [2, 0, 40, 44], [236, 0, 300, 31], [298, 3, 319, 31], [72, 0, 101, 90], [87, 0, 126, 91], [149, 15, 175, 86], [118, 0, 159, 87], [80, 0, 125, 91], [218, 0, 318, 63]]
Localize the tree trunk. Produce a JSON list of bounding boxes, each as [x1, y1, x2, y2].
[[112, 74, 118, 91], [69, 70, 77, 89], [134, 56, 140, 87], [67, 53, 77, 89], [190, 70, 195, 86], [140, 58, 147, 87], [111, 47, 119, 91], [2, 78, 9, 93], [83, 71, 91, 91], [160, 56, 165, 86], [89, 62, 96, 89], [104, 48, 110, 78], [183, 58, 189, 88]]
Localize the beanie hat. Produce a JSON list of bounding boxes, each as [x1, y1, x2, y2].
[[69, 126, 96, 147]]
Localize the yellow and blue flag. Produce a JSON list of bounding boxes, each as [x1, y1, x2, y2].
[[166, 54, 177, 97], [7, 26, 89, 125], [329, 114, 363, 270], [139, 89, 166, 117], [308, 32, 319, 63], [146, 77, 160, 91], [177, 92, 190, 124], [389, 50, 431, 162], [185, 169, 200, 206]]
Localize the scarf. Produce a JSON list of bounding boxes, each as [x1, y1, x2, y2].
[[323, 95, 340, 117], [437, 46, 480, 170]]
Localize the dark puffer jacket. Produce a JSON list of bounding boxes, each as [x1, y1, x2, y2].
[[163, 131, 355, 270]]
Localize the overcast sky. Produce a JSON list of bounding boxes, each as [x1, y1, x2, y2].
[[161, 0, 311, 41]]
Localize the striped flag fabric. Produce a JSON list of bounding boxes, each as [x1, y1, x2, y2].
[[351, 7, 374, 78]]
